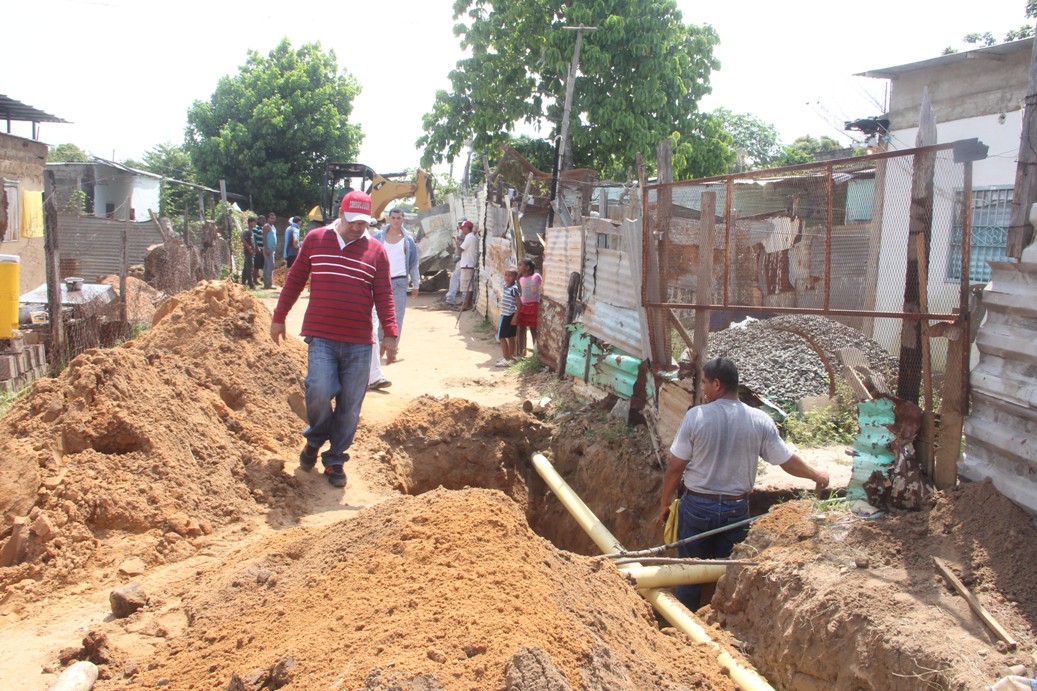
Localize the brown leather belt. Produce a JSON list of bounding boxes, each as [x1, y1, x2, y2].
[[686, 489, 748, 501]]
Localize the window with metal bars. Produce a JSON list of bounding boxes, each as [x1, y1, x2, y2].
[[946, 186, 1012, 283]]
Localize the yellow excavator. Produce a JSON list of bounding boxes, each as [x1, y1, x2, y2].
[[309, 163, 435, 224]]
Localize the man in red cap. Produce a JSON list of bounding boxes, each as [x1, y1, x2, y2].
[[270, 190, 398, 488]]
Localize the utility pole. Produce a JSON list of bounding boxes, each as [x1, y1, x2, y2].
[[548, 24, 597, 227]]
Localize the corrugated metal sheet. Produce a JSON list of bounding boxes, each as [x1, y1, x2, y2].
[[580, 217, 648, 359], [848, 397, 897, 502], [538, 296, 565, 372], [657, 381, 694, 447], [962, 259, 1037, 514], [564, 324, 647, 399], [543, 226, 583, 302], [57, 214, 164, 280]]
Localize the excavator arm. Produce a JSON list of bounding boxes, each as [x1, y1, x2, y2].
[[319, 163, 436, 223]]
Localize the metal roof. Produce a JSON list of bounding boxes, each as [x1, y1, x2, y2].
[[858, 38, 1033, 79], [0, 94, 68, 124]]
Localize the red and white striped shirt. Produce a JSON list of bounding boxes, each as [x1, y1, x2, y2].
[[272, 225, 398, 344]]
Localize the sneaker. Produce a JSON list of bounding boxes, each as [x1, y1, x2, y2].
[[494, 358, 510, 367], [368, 378, 392, 390], [324, 465, 347, 487], [299, 444, 319, 471]]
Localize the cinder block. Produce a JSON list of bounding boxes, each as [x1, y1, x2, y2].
[[0, 355, 20, 380]]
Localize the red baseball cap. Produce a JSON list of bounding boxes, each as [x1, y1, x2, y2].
[[459, 220, 474, 230], [340, 190, 373, 224]]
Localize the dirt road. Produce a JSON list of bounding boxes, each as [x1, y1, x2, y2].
[[0, 285, 853, 689]]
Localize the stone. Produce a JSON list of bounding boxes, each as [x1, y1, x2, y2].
[[31, 513, 56, 542], [269, 655, 298, 688], [110, 582, 148, 618], [118, 558, 147, 576]]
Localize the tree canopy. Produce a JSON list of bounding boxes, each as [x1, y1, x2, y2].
[[771, 135, 846, 167], [184, 38, 363, 215], [710, 109, 783, 171], [943, 1, 1035, 53], [47, 143, 90, 163], [418, 0, 726, 181]]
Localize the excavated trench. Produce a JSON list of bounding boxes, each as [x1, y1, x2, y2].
[[375, 396, 1037, 690]]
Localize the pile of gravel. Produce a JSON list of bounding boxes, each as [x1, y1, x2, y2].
[[706, 315, 897, 404]]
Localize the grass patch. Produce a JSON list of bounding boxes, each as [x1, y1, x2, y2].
[[249, 288, 280, 300], [471, 317, 494, 334], [0, 386, 29, 418], [783, 382, 859, 447], [508, 352, 546, 374]]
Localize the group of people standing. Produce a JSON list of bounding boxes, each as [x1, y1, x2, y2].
[[240, 213, 302, 289]]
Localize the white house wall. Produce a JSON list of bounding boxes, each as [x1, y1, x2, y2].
[[872, 110, 1022, 362]]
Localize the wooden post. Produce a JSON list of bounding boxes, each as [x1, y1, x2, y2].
[[897, 88, 937, 404], [121, 193, 131, 327], [933, 160, 975, 490], [653, 139, 673, 366], [694, 192, 716, 405], [219, 179, 230, 240], [1008, 20, 1037, 258], [915, 232, 935, 476], [43, 171, 65, 369]]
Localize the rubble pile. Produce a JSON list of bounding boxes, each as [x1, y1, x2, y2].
[[707, 315, 895, 403]]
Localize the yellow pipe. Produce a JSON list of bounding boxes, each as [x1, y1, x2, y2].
[[531, 453, 774, 691], [621, 563, 728, 588]]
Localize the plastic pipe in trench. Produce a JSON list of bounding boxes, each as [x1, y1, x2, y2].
[[531, 453, 773, 691]]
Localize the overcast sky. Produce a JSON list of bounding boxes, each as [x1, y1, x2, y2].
[[3, 0, 1030, 179]]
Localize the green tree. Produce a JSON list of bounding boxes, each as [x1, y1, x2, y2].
[[47, 143, 89, 162], [711, 108, 783, 171], [124, 142, 198, 219], [944, 1, 1035, 53], [184, 38, 363, 214], [418, 0, 724, 181], [771, 135, 845, 167]]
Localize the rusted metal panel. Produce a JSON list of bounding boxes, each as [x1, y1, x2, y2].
[[543, 226, 583, 302], [480, 236, 513, 326], [56, 214, 163, 280], [657, 380, 694, 447], [963, 259, 1037, 514], [537, 296, 565, 372], [581, 302, 644, 360]]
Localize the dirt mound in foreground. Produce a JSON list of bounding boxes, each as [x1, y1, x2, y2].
[[0, 281, 309, 605], [124, 488, 737, 690], [712, 480, 1037, 689]]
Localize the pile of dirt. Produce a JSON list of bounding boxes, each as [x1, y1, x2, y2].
[[121, 488, 738, 690], [711, 480, 1037, 689], [707, 315, 897, 403], [98, 275, 163, 324], [0, 281, 309, 607], [375, 396, 554, 500]]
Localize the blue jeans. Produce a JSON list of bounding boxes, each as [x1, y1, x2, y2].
[[303, 337, 370, 467], [675, 493, 750, 610], [262, 250, 274, 288], [378, 277, 409, 344]]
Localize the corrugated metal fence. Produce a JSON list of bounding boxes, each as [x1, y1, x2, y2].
[[56, 213, 164, 280]]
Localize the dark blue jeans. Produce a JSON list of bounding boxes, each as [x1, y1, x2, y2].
[[675, 493, 750, 610], [303, 337, 369, 467]]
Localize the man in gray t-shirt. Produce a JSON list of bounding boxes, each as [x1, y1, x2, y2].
[[658, 357, 829, 610]]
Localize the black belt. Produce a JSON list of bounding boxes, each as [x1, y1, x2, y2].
[[391, 275, 407, 279], [686, 489, 748, 501]]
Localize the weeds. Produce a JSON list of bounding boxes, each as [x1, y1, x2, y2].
[[472, 318, 494, 335], [783, 381, 859, 447], [508, 352, 546, 374], [0, 386, 29, 417]]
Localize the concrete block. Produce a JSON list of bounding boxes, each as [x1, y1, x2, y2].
[[0, 354, 20, 380]]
